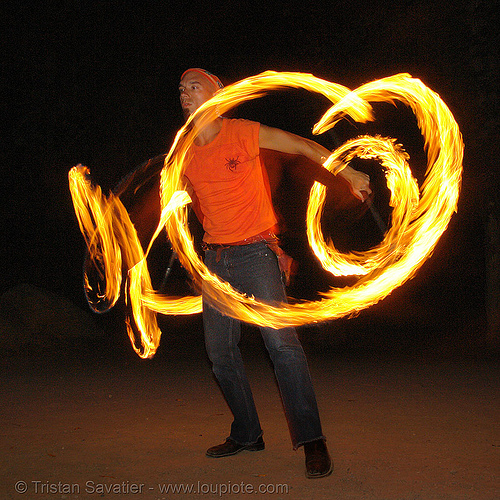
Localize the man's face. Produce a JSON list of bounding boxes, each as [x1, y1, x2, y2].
[[179, 71, 217, 119]]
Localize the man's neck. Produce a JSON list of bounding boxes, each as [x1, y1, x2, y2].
[[193, 117, 224, 147]]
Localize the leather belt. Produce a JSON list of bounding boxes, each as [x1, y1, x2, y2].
[[201, 229, 279, 251]]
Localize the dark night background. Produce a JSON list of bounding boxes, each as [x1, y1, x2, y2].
[[1, 1, 499, 362]]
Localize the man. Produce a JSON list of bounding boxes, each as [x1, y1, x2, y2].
[[179, 68, 371, 478]]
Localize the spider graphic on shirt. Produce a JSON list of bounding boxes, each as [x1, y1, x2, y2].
[[225, 156, 241, 172]]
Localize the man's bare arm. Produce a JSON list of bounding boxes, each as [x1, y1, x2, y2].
[[259, 124, 371, 200]]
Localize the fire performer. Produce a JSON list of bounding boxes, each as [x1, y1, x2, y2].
[[178, 68, 371, 478]]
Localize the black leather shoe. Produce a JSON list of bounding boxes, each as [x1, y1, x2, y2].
[[206, 437, 265, 458], [304, 439, 333, 478]]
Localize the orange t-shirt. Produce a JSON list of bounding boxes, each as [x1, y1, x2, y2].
[[184, 119, 277, 244]]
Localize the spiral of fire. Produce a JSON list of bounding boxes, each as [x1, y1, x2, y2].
[[69, 72, 463, 358]]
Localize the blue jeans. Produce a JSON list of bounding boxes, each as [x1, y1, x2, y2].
[[203, 242, 325, 449]]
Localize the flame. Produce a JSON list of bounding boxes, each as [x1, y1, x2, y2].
[[69, 71, 463, 358], [68, 165, 123, 311]]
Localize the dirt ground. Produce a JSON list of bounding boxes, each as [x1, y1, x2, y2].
[[1, 329, 498, 500]]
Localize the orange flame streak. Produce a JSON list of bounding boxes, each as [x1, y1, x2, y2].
[[68, 165, 123, 310], [69, 71, 463, 357], [69, 164, 165, 357], [126, 190, 203, 355], [308, 135, 419, 277]]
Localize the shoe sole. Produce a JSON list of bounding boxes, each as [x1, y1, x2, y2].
[[206, 442, 265, 458], [306, 462, 333, 479]]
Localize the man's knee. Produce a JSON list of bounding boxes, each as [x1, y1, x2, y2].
[[264, 329, 304, 358]]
